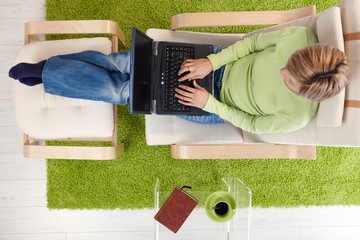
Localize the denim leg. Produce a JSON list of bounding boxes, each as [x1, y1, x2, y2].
[[52, 50, 131, 74], [42, 51, 131, 104], [177, 45, 226, 124]]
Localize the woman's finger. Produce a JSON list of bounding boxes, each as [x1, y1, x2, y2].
[[177, 67, 189, 76], [175, 93, 192, 102], [175, 89, 191, 99], [178, 99, 193, 106], [192, 80, 204, 90], [177, 84, 196, 93], [181, 59, 195, 67], [175, 88, 193, 99]]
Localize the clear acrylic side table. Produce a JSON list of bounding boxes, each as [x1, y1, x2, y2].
[[154, 177, 252, 240]]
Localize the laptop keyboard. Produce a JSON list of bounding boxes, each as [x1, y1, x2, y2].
[[163, 45, 195, 112]]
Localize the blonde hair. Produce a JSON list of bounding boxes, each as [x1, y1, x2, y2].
[[286, 44, 350, 102]]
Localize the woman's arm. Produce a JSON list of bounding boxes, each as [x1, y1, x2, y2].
[[176, 30, 275, 82], [177, 27, 313, 82], [208, 26, 313, 70]]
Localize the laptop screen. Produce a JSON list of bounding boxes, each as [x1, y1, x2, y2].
[[130, 28, 153, 114]]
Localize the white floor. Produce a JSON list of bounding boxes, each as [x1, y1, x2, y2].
[[0, 1, 360, 239]]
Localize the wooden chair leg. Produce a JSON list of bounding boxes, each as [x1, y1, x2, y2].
[[171, 144, 316, 160], [23, 143, 124, 160], [23, 134, 124, 160]]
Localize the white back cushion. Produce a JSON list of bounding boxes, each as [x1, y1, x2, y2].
[[315, 7, 345, 127], [244, 7, 345, 127]]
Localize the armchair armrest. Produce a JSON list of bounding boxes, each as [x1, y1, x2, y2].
[[171, 5, 316, 30], [24, 20, 126, 51]]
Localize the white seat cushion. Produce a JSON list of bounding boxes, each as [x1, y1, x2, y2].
[[12, 37, 115, 140], [146, 114, 244, 145]]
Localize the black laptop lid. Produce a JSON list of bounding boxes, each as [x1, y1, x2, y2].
[[130, 27, 153, 114]]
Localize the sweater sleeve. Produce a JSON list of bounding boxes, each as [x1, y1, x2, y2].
[[207, 26, 312, 70], [203, 94, 305, 133]]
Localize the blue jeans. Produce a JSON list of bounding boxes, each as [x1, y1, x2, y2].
[[42, 47, 225, 124], [43, 50, 130, 104]]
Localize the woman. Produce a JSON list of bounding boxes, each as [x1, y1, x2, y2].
[[9, 26, 350, 134]]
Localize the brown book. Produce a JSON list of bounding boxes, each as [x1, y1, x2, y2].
[[154, 187, 198, 233]]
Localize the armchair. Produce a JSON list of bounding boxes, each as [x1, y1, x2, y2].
[[145, 0, 360, 160]]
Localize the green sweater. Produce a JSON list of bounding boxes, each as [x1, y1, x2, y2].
[[205, 26, 319, 134]]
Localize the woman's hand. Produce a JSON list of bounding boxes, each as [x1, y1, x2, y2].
[[178, 58, 213, 82], [175, 80, 209, 109]]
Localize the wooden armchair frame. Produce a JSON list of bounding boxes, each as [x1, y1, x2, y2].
[[171, 6, 316, 30], [21, 20, 125, 160], [168, 6, 318, 160]]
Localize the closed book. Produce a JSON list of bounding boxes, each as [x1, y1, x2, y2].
[[154, 187, 198, 233]]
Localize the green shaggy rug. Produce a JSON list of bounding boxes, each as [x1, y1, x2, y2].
[[46, 0, 360, 210]]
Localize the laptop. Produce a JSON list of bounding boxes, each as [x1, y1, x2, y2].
[[130, 27, 214, 115]]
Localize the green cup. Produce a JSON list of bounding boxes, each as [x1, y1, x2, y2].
[[205, 191, 236, 223]]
